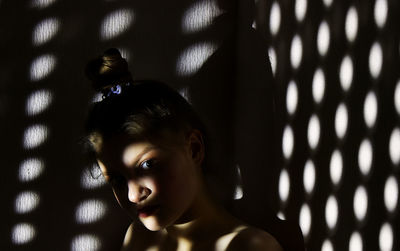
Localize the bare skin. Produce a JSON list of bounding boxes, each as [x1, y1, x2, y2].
[[94, 130, 283, 251]]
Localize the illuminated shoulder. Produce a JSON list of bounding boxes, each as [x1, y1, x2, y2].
[[226, 227, 283, 251]]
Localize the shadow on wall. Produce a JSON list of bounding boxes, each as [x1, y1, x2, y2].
[[0, 0, 303, 250]]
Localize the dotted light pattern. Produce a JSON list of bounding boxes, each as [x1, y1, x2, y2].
[[265, 0, 399, 250], [11, 2, 60, 245]]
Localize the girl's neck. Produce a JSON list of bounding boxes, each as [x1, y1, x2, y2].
[[165, 190, 239, 242]]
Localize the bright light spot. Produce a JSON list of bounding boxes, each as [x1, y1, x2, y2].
[[279, 169, 290, 202], [307, 114, 320, 150], [92, 93, 103, 103], [312, 68, 325, 104], [345, 7, 358, 42], [12, 223, 36, 244], [286, 80, 298, 115], [323, 0, 332, 7], [389, 128, 400, 165], [31, 0, 56, 8], [364, 91, 378, 128], [290, 34, 303, 69], [379, 223, 393, 251], [340, 55, 353, 91], [117, 47, 131, 62], [299, 204, 311, 237], [335, 103, 348, 139], [369, 42, 383, 79], [321, 239, 333, 251], [15, 191, 40, 214], [30, 54, 56, 81], [358, 139, 373, 176], [374, 0, 388, 28], [268, 47, 277, 75], [295, 0, 307, 22], [81, 165, 106, 189], [23, 124, 49, 149], [100, 9, 134, 40], [176, 42, 217, 76], [325, 195, 338, 230], [303, 160, 315, 194], [233, 165, 243, 200], [182, 0, 221, 33], [76, 199, 107, 224], [353, 185, 368, 221], [269, 2, 281, 36], [330, 149, 343, 186], [277, 211, 286, 220], [26, 89, 53, 116], [179, 87, 191, 102], [252, 20, 257, 29], [282, 125, 294, 159], [349, 232, 363, 251], [71, 234, 101, 251], [19, 158, 45, 182], [33, 18, 60, 46], [317, 21, 330, 56], [395, 80, 400, 114], [384, 176, 398, 213]]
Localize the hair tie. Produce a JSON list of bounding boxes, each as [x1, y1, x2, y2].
[[101, 82, 131, 100]]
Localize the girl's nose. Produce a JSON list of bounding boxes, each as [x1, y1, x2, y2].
[[127, 180, 151, 203]]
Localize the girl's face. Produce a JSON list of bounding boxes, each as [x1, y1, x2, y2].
[[95, 131, 203, 231]]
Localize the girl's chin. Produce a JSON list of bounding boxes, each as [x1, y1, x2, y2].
[[141, 218, 167, 231]]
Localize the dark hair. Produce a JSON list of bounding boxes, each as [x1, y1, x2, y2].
[[84, 48, 206, 156]]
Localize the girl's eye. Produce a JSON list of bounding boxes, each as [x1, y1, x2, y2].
[[140, 159, 156, 170]]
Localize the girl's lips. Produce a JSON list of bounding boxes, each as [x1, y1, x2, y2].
[[137, 205, 160, 218]]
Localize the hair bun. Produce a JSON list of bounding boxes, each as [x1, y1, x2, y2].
[[85, 48, 132, 91]]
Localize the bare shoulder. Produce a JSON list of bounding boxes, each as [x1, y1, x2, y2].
[[120, 222, 165, 251], [226, 226, 283, 251]]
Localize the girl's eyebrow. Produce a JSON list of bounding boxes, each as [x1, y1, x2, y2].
[[124, 145, 159, 168]]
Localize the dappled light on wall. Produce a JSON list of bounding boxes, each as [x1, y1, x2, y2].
[[278, 168, 290, 203], [11, 223, 36, 245], [31, 0, 57, 9], [339, 55, 354, 92], [71, 234, 101, 251], [317, 21, 330, 57], [379, 223, 393, 251], [80, 165, 106, 189], [23, 124, 49, 149], [100, 9, 134, 40], [353, 185, 368, 222], [15, 191, 40, 214], [299, 203, 311, 239], [26, 89, 53, 116], [329, 150, 343, 187], [269, 2, 280, 37], [303, 160, 315, 196], [30, 54, 57, 82], [264, 0, 400, 249], [325, 195, 338, 231], [75, 199, 107, 224], [345, 7, 358, 43], [312, 68, 325, 104], [182, 0, 222, 34], [295, 0, 307, 23], [349, 232, 363, 251], [19, 158, 45, 182], [32, 18, 60, 46], [286, 81, 298, 115], [176, 42, 217, 76], [290, 34, 303, 70]]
